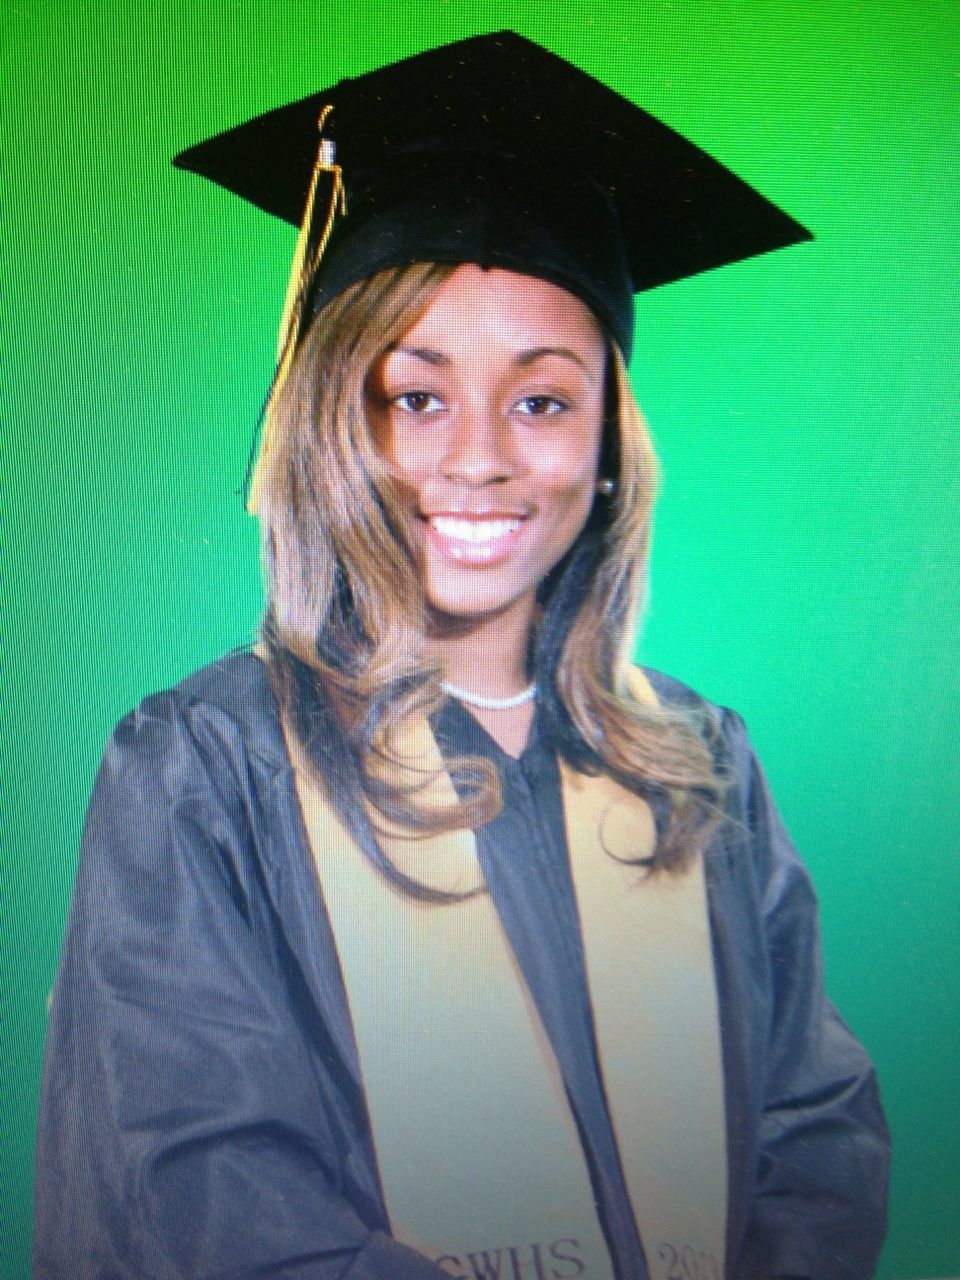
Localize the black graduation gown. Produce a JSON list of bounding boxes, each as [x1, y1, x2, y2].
[[32, 652, 889, 1280]]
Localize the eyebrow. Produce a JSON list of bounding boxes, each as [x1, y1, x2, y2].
[[392, 346, 451, 367], [513, 346, 593, 375], [390, 345, 594, 375]]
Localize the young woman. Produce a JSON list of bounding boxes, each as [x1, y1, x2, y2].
[[33, 32, 889, 1280]]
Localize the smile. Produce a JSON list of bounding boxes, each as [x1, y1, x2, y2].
[[424, 515, 526, 564]]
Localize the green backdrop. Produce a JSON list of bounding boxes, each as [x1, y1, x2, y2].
[[5, 2, 958, 1277]]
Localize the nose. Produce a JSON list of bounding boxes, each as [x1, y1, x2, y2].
[[440, 403, 518, 486]]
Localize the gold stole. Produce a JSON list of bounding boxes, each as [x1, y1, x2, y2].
[[289, 677, 727, 1280]]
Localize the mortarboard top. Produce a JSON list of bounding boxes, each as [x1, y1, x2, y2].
[[173, 31, 811, 361]]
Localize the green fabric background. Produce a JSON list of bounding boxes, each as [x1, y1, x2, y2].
[[4, 2, 958, 1277]]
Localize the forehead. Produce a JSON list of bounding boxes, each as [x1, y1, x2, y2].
[[398, 264, 605, 350]]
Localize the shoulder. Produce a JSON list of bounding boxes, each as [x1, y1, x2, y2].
[[640, 666, 792, 881], [640, 665, 707, 711], [173, 648, 283, 746], [640, 665, 751, 769], [104, 648, 290, 790], [81, 650, 300, 901]]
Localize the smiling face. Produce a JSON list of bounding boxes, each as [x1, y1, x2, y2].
[[366, 265, 607, 633]]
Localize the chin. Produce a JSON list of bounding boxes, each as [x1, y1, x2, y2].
[[426, 585, 533, 627]]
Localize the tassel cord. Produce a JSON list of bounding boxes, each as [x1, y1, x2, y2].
[[247, 105, 346, 513]]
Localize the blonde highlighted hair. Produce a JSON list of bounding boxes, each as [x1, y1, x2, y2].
[[256, 263, 725, 885]]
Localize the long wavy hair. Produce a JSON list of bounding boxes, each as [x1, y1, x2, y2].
[[256, 262, 726, 890]]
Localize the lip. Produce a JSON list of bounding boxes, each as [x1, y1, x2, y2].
[[421, 511, 529, 566]]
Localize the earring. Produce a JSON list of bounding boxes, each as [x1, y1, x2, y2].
[[596, 477, 616, 496]]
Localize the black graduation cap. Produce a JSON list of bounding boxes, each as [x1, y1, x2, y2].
[[173, 30, 811, 363]]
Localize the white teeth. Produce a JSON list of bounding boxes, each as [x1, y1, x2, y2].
[[429, 517, 521, 543]]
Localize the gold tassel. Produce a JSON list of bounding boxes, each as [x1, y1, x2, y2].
[[248, 104, 347, 515]]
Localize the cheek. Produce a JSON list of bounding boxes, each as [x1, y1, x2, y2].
[[547, 439, 601, 503], [369, 416, 431, 483], [365, 380, 430, 476], [391, 436, 439, 479], [540, 459, 600, 545], [364, 398, 393, 465]]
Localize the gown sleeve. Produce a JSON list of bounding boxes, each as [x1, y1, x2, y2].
[[717, 708, 891, 1280], [33, 686, 449, 1280]]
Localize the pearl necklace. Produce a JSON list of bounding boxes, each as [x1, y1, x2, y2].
[[441, 681, 538, 710]]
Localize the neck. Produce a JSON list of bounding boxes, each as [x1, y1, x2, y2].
[[424, 600, 534, 701]]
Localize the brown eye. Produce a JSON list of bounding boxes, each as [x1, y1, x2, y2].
[[393, 391, 444, 414], [515, 395, 567, 416]]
